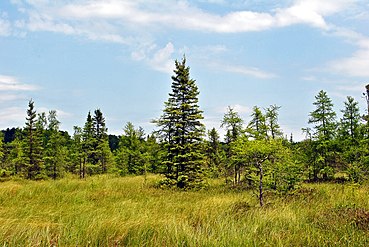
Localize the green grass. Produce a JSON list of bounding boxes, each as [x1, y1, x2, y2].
[[1, 175, 369, 246]]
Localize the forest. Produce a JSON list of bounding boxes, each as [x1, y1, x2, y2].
[[1, 57, 369, 245], [2, 57, 369, 191]]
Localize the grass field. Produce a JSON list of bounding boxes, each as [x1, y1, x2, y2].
[[1, 175, 369, 246]]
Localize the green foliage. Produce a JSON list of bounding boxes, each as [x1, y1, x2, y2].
[[247, 106, 268, 140], [155, 56, 206, 189], [221, 106, 243, 143], [220, 107, 243, 184], [232, 138, 302, 205], [265, 104, 283, 139], [306, 90, 338, 181], [205, 128, 225, 177], [22, 100, 44, 179], [116, 122, 146, 175]]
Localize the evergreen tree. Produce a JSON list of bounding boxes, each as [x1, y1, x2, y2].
[[44, 110, 64, 179], [309, 90, 337, 141], [155, 56, 205, 189], [308, 90, 337, 180], [71, 126, 84, 177], [338, 96, 365, 182], [116, 122, 145, 175], [93, 109, 111, 173], [339, 96, 361, 143], [0, 132, 4, 174], [206, 128, 224, 177], [82, 112, 95, 177], [23, 100, 44, 179]]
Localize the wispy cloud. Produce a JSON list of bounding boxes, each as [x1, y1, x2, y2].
[[209, 61, 276, 79], [0, 107, 25, 129], [327, 27, 369, 78], [132, 42, 175, 73], [10, 0, 355, 38], [0, 94, 26, 102], [0, 12, 11, 36], [6, 0, 357, 76], [217, 104, 252, 114], [0, 75, 38, 91], [0, 74, 39, 127]]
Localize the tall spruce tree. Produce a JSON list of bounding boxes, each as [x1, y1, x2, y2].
[[23, 100, 43, 179], [156, 56, 205, 189], [82, 112, 94, 177], [93, 109, 110, 173]]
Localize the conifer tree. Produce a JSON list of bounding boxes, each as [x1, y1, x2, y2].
[[339, 96, 361, 143], [156, 56, 205, 189], [309, 90, 337, 141], [206, 128, 224, 177], [308, 90, 337, 180], [82, 112, 94, 177], [0, 132, 4, 170], [221, 107, 243, 184], [247, 106, 268, 140], [266, 105, 283, 139], [338, 96, 364, 181], [44, 110, 64, 179], [23, 100, 44, 179], [71, 126, 84, 177], [93, 109, 110, 173], [221, 106, 243, 143], [116, 122, 146, 175]]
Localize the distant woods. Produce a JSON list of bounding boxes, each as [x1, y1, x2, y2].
[[1, 57, 369, 199]]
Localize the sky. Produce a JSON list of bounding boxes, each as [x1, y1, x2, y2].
[[1, 0, 369, 141]]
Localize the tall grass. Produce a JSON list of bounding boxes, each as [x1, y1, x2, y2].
[[1, 175, 369, 246]]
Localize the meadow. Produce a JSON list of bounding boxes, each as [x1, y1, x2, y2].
[[1, 175, 369, 246]]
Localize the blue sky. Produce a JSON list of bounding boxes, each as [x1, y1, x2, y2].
[[1, 0, 369, 140]]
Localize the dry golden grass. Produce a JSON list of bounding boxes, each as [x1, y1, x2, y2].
[[0, 175, 369, 246]]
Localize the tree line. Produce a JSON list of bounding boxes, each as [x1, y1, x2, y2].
[[1, 57, 369, 203]]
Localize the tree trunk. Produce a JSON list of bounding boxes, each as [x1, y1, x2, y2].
[[53, 163, 56, 180], [258, 162, 264, 207], [234, 164, 237, 185]]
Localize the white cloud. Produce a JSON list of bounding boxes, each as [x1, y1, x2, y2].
[[27, 12, 75, 34], [337, 85, 366, 93], [148, 42, 175, 73], [225, 64, 276, 79], [275, 0, 354, 29], [0, 14, 11, 36], [217, 104, 252, 114], [0, 75, 38, 91], [328, 28, 369, 77], [37, 107, 73, 119], [0, 107, 25, 129], [12, 0, 354, 38], [209, 61, 276, 79], [0, 94, 25, 102]]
